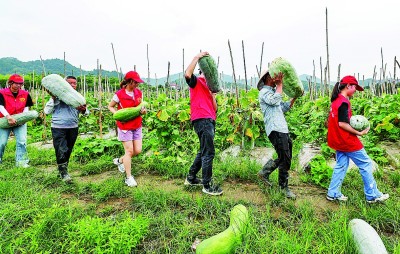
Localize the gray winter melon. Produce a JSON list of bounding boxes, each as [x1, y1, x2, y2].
[[198, 55, 220, 93], [269, 57, 304, 98], [41, 74, 86, 108], [0, 110, 39, 128], [350, 115, 370, 131]]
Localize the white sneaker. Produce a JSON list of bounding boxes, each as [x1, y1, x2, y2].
[[125, 176, 137, 187], [367, 193, 389, 203], [113, 158, 125, 173], [16, 163, 30, 168], [326, 194, 348, 201]]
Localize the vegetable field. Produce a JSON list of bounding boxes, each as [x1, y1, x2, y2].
[[0, 77, 399, 253]]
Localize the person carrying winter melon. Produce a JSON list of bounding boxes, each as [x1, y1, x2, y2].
[[257, 70, 299, 199], [44, 76, 88, 183], [0, 74, 33, 168], [183, 51, 222, 196], [326, 75, 389, 203], [108, 71, 147, 187]]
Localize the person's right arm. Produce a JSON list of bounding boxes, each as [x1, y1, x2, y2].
[[337, 102, 368, 136], [108, 94, 120, 114], [185, 51, 209, 88], [0, 94, 16, 125]]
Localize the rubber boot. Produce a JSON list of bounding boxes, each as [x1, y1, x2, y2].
[[58, 162, 72, 183], [258, 159, 277, 186]]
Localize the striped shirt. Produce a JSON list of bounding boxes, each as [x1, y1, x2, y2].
[[258, 86, 291, 136]]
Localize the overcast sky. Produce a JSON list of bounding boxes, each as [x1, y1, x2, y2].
[[1, 0, 399, 82]]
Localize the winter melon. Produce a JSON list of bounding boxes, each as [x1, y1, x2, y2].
[[269, 57, 304, 98], [349, 218, 388, 254], [198, 55, 220, 93], [196, 204, 248, 254], [41, 74, 86, 108], [113, 101, 148, 122], [0, 110, 39, 128], [350, 115, 370, 131]]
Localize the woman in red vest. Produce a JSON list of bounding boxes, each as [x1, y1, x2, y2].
[[326, 75, 389, 203], [0, 74, 33, 167], [108, 71, 147, 187]]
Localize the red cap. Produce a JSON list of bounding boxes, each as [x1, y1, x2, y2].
[[340, 75, 364, 91], [124, 71, 144, 83], [8, 74, 24, 84]]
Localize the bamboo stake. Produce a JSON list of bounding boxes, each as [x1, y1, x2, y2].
[[227, 40, 239, 107], [337, 64, 341, 82], [97, 60, 103, 138], [146, 44, 150, 99], [111, 43, 121, 82], [39, 55, 47, 76], [325, 8, 331, 96], [259, 42, 264, 77], [312, 60, 316, 100], [63, 52, 66, 77], [242, 40, 248, 92], [320, 57, 323, 97]]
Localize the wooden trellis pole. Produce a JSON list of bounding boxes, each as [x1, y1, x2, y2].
[[146, 44, 150, 99], [320, 57, 323, 97], [111, 43, 121, 82], [325, 8, 331, 96], [97, 60, 103, 138], [227, 40, 239, 107], [259, 42, 264, 77], [242, 40, 248, 92]]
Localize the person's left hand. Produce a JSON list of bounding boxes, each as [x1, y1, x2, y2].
[[272, 72, 284, 86], [140, 107, 147, 115], [76, 105, 87, 112]]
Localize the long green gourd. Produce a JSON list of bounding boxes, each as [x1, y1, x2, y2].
[[198, 55, 220, 93], [269, 57, 304, 98], [0, 111, 39, 128], [113, 101, 148, 122], [196, 204, 249, 254], [41, 74, 86, 108]]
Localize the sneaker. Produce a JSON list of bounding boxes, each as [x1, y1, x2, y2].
[[184, 178, 203, 186], [202, 184, 223, 196], [258, 171, 273, 186], [125, 176, 137, 187], [282, 187, 296, 199], [113, 158, 125, 173], [326, 194, 348, 201], [61, 173, 72, 183], [367, 193, 389, 203], [16, 162, 30, 168]]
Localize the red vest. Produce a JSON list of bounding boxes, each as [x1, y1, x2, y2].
[[0, 88, 29, 117], [115, 88, 143, 130], [327, 94, 363, 152], [189, 76, 216, 121]]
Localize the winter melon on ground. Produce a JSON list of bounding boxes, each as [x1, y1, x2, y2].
[[350, 115, 370, 131], [196, 204, 248, 254], [41, 74, 86, 108], [349, 218, 388, 254], [0, 111, 39, 128], [198, 55, 220, 93], [269, 57, 304, 98], [113, 101, 148, 122]]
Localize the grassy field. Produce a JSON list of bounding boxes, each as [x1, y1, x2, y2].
[[0, 138, 399, 254]]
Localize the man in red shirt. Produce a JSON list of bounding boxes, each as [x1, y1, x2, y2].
[[183, 51, 222, 196]]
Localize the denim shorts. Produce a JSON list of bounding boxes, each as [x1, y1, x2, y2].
[[117, 127, 142, 141]]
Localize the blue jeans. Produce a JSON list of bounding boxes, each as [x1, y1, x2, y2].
[[0, 124, 29, 165], [327, 148, 383, 201], [188, 119, 215, 186]]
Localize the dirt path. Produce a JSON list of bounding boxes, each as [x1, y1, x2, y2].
[[40, 165, 339, 219]]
